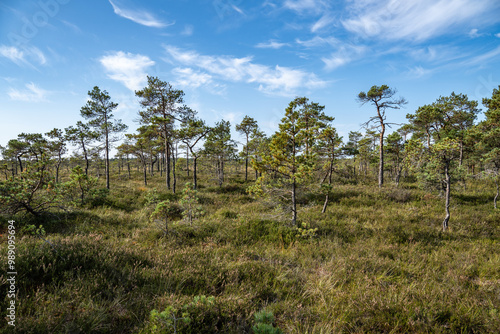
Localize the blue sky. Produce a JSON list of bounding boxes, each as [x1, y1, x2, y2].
[[1, 0, 500, 150]]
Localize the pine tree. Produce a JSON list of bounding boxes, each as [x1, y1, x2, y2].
[[80, 86, 127, 189]]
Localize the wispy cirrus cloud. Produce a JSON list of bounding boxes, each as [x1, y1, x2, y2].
[[296, 36, 338, 48], [255, 40, 290, 49], [8, 82, 50, 102], [0, 45, 46, 67], [342, 0, 500, 41], [283, 0, 328, 14], [322, 44, 367, 70], [99, 51, 155, 91], [406, 66, 433, 78], [108, 0, 173, 28], [164, 45, 326, 96], [311, 15, 334, 32], [468, 28, 482, 38], [463, 45, 500, 66], [172, 67, 214, 88]]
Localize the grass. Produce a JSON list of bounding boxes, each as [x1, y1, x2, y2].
[[1, 168, 499, 333]]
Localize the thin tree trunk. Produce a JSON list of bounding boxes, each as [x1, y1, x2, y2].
[[82, 143, 89, 176], [105, 113, 110, 189], [17, 156, 23, 173], [292, 177, 297, 226], [494, 177, 499, 210], [193, 155, 198, 190], [379, 125, 385, 188], [127, 155, 131, 179], [322, 160, 333, 214], [172, 144, 177, 194], [442, 162, 451, 231], [245, 134, 249, 181], [55, 162, 60, 184], [143, 163, 147, 186], [459, 141, 463, 166], [186, 147, 190, 177]]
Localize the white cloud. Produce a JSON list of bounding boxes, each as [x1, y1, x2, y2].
[[164, 45, 326, 96], [342, 0, 499, 41], [231, 5, 245, 15], [61, 20, 82, 34], [322, 55, 350, 70], [181, 24, 194, 36], [255, 40, 289, 49], [496, 33, 500, 38], [0, 46, 24, 64], [0, 45, 46, 66], [407, 66, 432, 78], [172, 67, 213, 88], [469, 28, 481, 38], [99, 51, 155, 91], [8, 83, 50, 102], [109, 0, 173, 28], [311, 15, 334, 32], [322, 45, 367, 70], [463, 46, 500, 66], [283, 0, 327, 14], [408, 45, 465, 64], [296, 36, 339, 47]]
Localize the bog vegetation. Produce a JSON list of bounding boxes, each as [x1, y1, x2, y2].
[[0, 79, 499, 333]]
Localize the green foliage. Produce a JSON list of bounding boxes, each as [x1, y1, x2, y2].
[[150, 200, 182, 233], [250, 97, 332, 225], [203, 120, 236, 187], [179, 182, 204, 224], [296, 222, 318, 240], [62, 165, 102, 206], [252, 310, 283, 334], [0, 156, 62, 217], [149, 306, 190, 334], [144, 187, 161, 207]]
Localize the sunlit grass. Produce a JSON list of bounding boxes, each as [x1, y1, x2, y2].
[[1, 167, 499, 333]]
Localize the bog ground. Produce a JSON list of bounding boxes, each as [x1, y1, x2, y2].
[[1, 168, 499, 333]]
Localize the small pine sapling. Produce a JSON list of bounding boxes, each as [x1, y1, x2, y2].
[[179, 182, 204, 224], [150, 200, 181, 234]]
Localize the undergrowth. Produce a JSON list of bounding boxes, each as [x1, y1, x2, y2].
[[0, 170, 499, 333]]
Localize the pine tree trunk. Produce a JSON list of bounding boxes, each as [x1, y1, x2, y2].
[[442, 162, 451, 231], [193, 155, 198, 190], [172, 146, 176, 194], [166, 138, 171, 190], [322, 160, 333, 213], [105, 114, 110, 190], [82, 142, 89, 176], [379, 125, 385, 188], [143, 163, 147, 186], [494, 177, 498, 210], [292, 177, 297, 226], [127, 156, 131, 180], [17, 156, 23, 173], [186, 147, 190, 177], [245, 134, 249, 181]]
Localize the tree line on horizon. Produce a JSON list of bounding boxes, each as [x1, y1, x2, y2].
[[1, 76, 499, 232]]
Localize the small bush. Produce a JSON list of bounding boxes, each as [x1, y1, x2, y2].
[[253, 309, 283, 334], [383, 188, 412, 203], [217, 208, 238, 219]]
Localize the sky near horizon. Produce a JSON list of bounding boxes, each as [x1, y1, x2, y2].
[[1, 0, 500, 151]]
